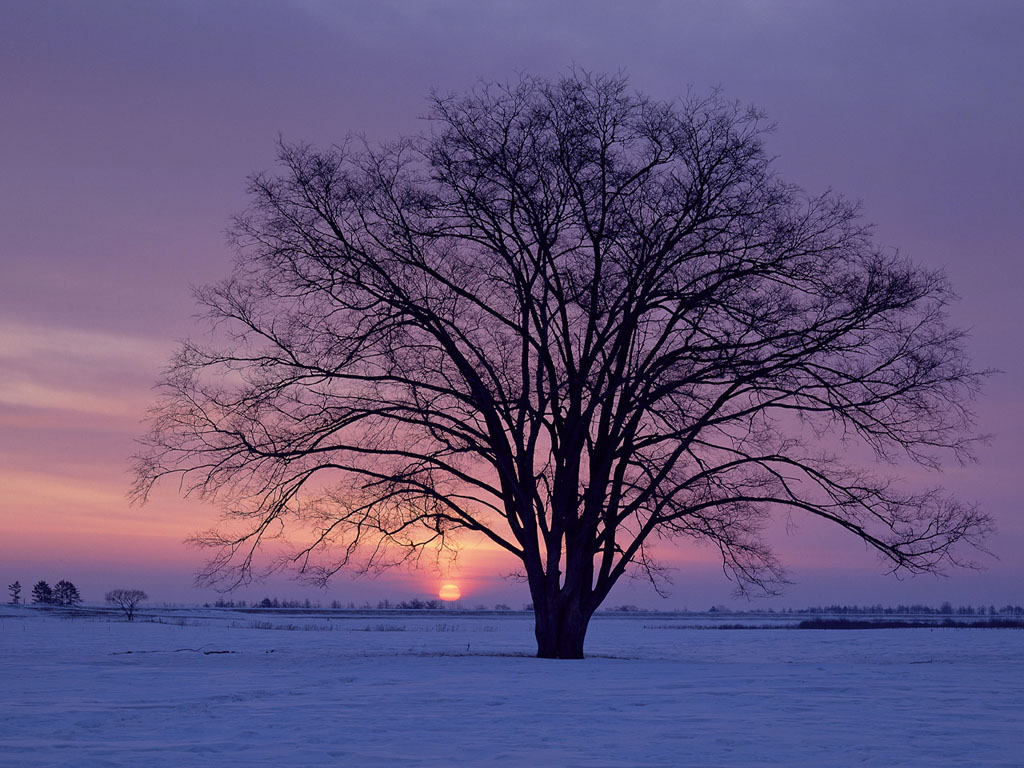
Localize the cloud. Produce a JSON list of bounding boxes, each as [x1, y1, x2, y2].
[[2, 468, 126, 510], [0, 378, 141, 417], [0, 322, 170, 417], [0, 322, 167, 367]]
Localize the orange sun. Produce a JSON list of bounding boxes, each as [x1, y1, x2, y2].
[[438, 583, 461, 602]]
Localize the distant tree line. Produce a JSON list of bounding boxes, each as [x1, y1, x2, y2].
[[789, 603, 1024, 617], [204, 597, 320, 609], [258, 597, 314, 609], [8, 580, 82, 606], [693, 603, 1024, 616], [8, 581, 155, 622], [163, 594, 1024, 616], [796, 617, 1024, 630], [378, 598, 443, 610], [199, 596, 518, 611]]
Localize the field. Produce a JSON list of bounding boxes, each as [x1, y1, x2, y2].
[[1, 606, 1021, 767]]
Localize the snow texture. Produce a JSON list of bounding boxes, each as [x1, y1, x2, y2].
[[1, 606, 1021, 766]]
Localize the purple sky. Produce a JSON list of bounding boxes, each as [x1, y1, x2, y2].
[[2, 1, 1021, 608]]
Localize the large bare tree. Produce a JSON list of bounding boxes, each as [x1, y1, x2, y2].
[[133, 72, 989, 658]]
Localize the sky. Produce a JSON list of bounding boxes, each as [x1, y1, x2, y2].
[[2, 1, 1022, 609]]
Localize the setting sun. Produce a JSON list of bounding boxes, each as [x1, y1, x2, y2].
[[438, 583, 461, 602]]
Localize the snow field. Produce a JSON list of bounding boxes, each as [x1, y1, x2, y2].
[[1, 608, 1021, 767]]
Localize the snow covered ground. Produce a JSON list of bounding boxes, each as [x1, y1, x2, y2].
[[1, 606, 1021, 767]]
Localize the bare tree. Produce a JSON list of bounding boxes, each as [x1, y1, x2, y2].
[[105, 589, 148, 621], [133, 72, 990, 658]]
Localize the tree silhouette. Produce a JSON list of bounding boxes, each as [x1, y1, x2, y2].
[[53, 580, 82, 607], [31, 581, 53, 605], [134, 72, 990, 658], [8, 581, 21, 605], [105, 589, 148, 621]]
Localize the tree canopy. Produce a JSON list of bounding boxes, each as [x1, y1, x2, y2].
[[133, 72, 989, 657], [52, 580, 82, 607], [31, 581, 53, 605]]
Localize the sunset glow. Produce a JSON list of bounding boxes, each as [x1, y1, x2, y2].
[[438, 584, 461, 602]]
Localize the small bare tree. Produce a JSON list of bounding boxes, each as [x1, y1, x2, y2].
[[105, 589, 148, 621], [133, 72, 990, 658]]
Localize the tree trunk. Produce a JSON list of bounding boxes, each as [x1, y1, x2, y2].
[[533, 590, 593, 659]]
